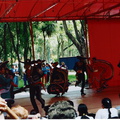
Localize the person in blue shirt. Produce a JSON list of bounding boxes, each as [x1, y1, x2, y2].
[[42, 63, 48, 85], [45, 63, 51, 83]]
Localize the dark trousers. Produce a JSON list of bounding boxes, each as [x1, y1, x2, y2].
[[77, 73, 85, 93], [29, 85, 45, 113]]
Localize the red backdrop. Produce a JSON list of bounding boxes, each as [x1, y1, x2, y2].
[[87, 19, 120, 86]]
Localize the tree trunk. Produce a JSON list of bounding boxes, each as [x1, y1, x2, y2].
[[63, 20, 87, 56], [63, 21, 82, 55], [3, 23, 7, 61], [43, 31, 46, 60]]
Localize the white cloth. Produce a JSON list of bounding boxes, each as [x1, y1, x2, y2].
[[75, 115, 94, 119], [95, 108, 118, 119]]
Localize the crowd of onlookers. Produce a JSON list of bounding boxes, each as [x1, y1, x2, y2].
[[0, 96, 120, 119]]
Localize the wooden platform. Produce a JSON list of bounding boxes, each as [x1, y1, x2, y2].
[[13, 85, 120, 117]]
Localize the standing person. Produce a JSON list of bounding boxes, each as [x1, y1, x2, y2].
[[22, 59, 45, 114], [42, 63, 47, 85], [73, 56, 88, 95], [37, 59, 45, 69], [0, 61, 16, 107], [46, 63, 50, 83], [22, 66, 28, 86], [60, 62, 68, 70], [14, 65, 19, 89], [95, 98, 118, 119], [10, 65, 18, 89]]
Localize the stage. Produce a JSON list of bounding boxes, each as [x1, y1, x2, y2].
[[13, 85, 120, 117]]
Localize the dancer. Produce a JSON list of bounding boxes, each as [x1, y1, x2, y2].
[[73, 56, 88, 95], [22, 59, 45, 114]]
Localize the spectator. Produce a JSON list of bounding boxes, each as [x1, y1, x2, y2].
[[0, 61, 16, 107], [22, 66, 28, 86], [95, 98, 118, 119], [67, 100, 74, 107], [60, 62, 68, 70], [0, 97, 7, 111], [10, 65, 19, 91], [14, 65, 19, 89], [0, 97, 19, 119], [6, 105, 28, 119], [48, 101, 77, 119], [46, 63, 51, 83], [42, 63, 47, 85], [75, 103, 94, 119]]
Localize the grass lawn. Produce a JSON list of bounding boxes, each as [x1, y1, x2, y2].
[[18, 79, 24, 88], [68, 75, 76, 83]]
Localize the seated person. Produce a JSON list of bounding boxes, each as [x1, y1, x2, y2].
[[0, 97, 7, 120], [75, 103, 94, 119], [95, 98, 118, 119], [0, 97, 19, 119], [48, 100, 77, 119], [6, 105, 28, 119]]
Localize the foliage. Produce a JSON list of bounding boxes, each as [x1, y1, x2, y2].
[[63, 20, 87, 56]]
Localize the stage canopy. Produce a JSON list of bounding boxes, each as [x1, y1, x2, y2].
[[0, 0, 120, 22]]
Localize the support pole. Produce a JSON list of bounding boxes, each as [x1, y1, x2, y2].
[[84, 20, 89, 59], [29, 21, 35, 60]]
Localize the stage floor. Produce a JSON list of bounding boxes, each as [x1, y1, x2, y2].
[[14, 85, 120, 116]]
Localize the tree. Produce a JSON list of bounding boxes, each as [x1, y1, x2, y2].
[[41, 21, 56, 60], [63, 20, 88, 57]]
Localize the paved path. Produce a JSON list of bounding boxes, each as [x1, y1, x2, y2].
[[14, 85, 80, 99]]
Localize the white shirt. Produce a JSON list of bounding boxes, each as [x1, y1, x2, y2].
[[75, 115, 94, 119], [95, 108, 118, 119]]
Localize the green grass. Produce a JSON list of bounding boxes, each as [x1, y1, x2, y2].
[[68, 74, 88, 82], [18, 79, 24, 88], [68, 75, 76, 83]]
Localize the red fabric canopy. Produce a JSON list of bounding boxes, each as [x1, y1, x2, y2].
[[0, 0, 120, 22]]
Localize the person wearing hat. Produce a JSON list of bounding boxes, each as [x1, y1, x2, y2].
[[50, 62, 59, 83], [23, 59, 45, 114], [95, 98, 118, 119], [37, 59, 45, 69], [73, 56, 88, 96]]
